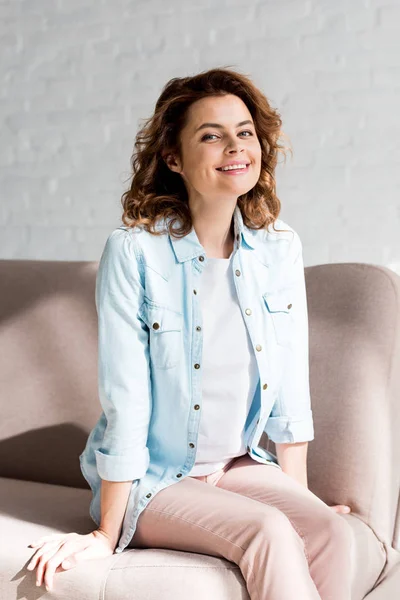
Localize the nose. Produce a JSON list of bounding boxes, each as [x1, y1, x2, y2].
[[228, 142, 245, 154]]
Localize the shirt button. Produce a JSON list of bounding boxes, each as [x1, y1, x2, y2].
[[256, 344, 262, 351], [146, 493, 152, 498], [196, 326, 201, 331], [198, 256, 205, 262], [194, 404, 200, 410], [287, 303, 292, 309], [245, 308, 252, 316], [194, 363, 200, 369], [176, 473, 183, 478], [152, 322, 160, 330], [189, 442, 195, 448], [193, 289, 197, 295], [263, 383, 268, 390], [235, 269, 241, 277]]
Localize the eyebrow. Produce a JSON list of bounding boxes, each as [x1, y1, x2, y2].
[[194, 120, 254, 133]]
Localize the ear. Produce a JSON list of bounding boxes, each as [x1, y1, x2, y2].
[[163, 153, 181, 174]]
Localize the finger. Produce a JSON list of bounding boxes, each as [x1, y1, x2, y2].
[[28, 540, 62, 572], [44, 557, 63, 591], [330, 505, 351, 513], [44, 543, 89, 590], [61, 558, 75, 570], [334, 505, 351, 513], [29, 533, 64, 547], [36, 542, 64, 587]]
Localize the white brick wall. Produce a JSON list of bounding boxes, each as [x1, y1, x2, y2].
[[1, 0, 399, 274]]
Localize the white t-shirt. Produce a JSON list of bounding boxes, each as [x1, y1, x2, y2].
[[188, 249, 259, 477]]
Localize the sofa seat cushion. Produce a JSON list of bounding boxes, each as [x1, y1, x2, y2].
[[0, 477, 247, 599]]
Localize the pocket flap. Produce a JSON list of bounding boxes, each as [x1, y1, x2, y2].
[[263, 291, 292, 313], [139, 301, 183, 332]]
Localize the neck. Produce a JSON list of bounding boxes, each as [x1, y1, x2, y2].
[[190, 202, 236, 259]]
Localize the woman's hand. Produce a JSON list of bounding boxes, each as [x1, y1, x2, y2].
[[330, 504, 351, 513], [26, 529, 115, 592]]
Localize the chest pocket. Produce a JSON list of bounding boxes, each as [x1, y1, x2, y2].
[[139, 300, 183, 369], [263, 290, 293, 347]]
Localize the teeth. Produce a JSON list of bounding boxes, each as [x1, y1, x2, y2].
[[219, 164, 248, 171]]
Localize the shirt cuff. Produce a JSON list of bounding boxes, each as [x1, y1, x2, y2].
[[95, 446, 150, 481], [265, 414, 314, 443]]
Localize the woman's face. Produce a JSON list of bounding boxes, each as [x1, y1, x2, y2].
[[164, 94, 262, 204]]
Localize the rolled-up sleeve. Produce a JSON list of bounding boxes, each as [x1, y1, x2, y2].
[[94, 228, 151, 481], [264, 230, 315, 444]]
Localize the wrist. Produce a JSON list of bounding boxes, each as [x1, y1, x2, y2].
[[93, 527, 118, 551]]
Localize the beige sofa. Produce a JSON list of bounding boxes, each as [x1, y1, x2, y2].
[[0, 258, 399, 599]]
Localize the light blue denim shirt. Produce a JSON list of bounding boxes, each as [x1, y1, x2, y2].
[[79, 204, 314, 553]]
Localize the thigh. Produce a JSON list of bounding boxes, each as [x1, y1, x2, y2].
[[216, 453, 348, 551], [127, 474, 285, 564]]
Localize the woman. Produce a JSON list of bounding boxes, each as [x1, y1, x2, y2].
[[27, 67, 353, 598]]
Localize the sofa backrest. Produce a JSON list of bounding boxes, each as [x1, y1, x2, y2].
[[0, 259, 399, 551], [0, 259, 101, 490], [264, 262, 400, 553]]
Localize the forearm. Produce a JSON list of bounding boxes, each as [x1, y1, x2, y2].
[[98, 479, 133, 551], [275, 441, 309, 488]]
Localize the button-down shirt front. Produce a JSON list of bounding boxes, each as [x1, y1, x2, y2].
[[79, 204, 314, 553]]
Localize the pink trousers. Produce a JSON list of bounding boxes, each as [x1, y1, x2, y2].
[[128, 453, 353, 600]]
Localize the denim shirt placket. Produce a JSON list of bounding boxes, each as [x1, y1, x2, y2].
[[185, 252, 206, 475]]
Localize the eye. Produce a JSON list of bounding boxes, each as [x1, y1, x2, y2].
[[201, 130, 254, 142], [201, 133, 218, 141]]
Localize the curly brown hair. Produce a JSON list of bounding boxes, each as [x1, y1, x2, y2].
[[120, 66, 293, 238]]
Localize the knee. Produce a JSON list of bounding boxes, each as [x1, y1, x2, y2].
[[254, 508, 303, 544]]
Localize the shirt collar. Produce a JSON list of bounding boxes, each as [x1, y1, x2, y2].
[[168, 203, 256, 264]]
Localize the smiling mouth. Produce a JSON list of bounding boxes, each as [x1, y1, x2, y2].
[[216, 163, 250, 172]]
